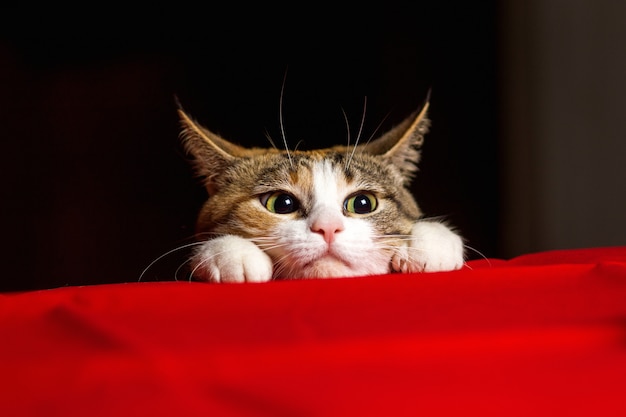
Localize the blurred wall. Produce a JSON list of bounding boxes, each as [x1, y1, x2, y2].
[[500, 1, 626, 257]]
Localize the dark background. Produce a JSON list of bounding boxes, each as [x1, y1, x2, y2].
[[1, 5, 499, 291]]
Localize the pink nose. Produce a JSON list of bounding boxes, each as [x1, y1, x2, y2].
[[310, 217, 345, 244]]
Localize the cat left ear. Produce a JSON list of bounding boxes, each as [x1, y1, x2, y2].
[[178, 106, 249, 195], [360, 98, 430, 184]]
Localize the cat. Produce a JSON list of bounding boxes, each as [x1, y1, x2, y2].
[[179, 98, 465, 283]]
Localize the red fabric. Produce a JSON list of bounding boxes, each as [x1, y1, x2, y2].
[[2, 247, 626, 416]]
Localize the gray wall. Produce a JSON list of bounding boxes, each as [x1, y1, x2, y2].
[[500, 1, 626, 257]]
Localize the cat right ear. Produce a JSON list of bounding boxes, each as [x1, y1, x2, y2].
[[359, 97, 431, 185], [178, 107, 246, 195]]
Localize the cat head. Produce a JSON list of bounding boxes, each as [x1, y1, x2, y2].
[[179, 101, 432, 279]]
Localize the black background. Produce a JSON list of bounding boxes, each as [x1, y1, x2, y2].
[[1, 4, 499, 291]]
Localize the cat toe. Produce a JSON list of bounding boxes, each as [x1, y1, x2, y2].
[[391, 247, 410, 273]]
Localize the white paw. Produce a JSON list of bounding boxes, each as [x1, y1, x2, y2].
[[391, 221, 464, 273], [190, 235, 274, 283]]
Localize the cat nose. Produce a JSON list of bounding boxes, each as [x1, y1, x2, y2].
[[310, 216, 345, 244]]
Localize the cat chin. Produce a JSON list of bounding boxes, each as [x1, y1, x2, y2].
[[285, 256, 386, 279]]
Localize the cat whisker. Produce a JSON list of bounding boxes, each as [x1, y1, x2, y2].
[[293, 140, 304, 152], [188, 258, 207, 282], [250, 235, 280, 243], [139, 241, 204, 282], [278, 71, 293, 168], [375, 234, 414, 245], [340, 107, 352, 163], [359, 111, 391, 150], [194, 231, 224, 240], [463, 244, 491, 267], [346, 96, 368, 171], [418, 215, 450, 223], [263, 129, 278, 150], [255, 243, 287, 254], [174, 258, 193, 281], [271, 254, 294, 279], [187, 246, 236, 282]]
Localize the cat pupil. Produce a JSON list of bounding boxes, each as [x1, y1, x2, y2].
[[353, 195, 372, 213], [263, 192, 299, 214], [274, 194, 296, 214]]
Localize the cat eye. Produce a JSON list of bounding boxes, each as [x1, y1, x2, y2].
[[344, 192, 378, 214], [261, 192, 299, 214]]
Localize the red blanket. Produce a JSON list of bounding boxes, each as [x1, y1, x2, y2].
[[2, 247, 626, 416]]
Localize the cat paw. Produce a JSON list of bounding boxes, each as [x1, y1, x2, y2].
[[391, 221, 464, 273], [191, 235, 274, 283]]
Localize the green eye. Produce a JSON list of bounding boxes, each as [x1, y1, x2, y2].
[[262, 192, 299, 214], [344, 192, 377, 214]]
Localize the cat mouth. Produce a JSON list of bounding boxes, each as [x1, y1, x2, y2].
[[271, 246, 357, 279], [307, 253, 347, 266], [300, 253, 352, 276]]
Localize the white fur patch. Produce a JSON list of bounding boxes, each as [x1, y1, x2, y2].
[[391, 220, 465, 273], [191, 235, 273, 283]]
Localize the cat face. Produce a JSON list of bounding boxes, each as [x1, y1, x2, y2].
[[180, 101, 433, 279]]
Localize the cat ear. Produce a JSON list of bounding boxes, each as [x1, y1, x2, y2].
[[360, 98, 430, 184], [178, 107, 248, 194]]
